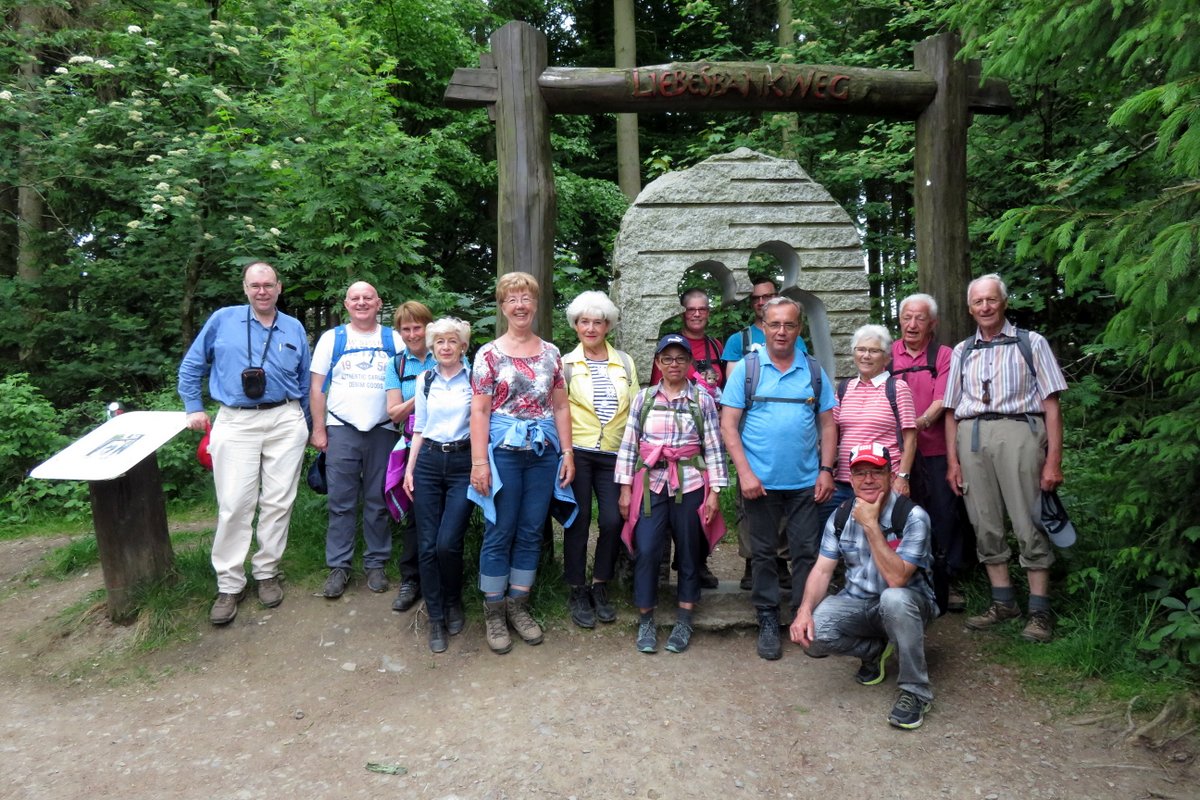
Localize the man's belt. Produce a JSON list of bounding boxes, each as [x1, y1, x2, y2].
[[969, 412, 1044, 422], [424, 438, 470, 453], [234, 399, 290, 410]]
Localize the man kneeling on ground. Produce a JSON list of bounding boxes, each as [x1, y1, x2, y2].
[[790, 442, 939, 730]]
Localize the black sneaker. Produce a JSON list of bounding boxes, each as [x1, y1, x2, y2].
[[323, 567, 350, 599], [365, 567, 389, 593], [739, 559, 753, 590], [590, 583, 616, 623], [888, 690, 931, 729], [637, 619, 658, 653], [756, 609, 782, 660], [855, 641, 895, 686], [392, 581, 421, 612], [665, 621, 694, 653], [699, 561, 719, 589], [568, 585, 595, 629]]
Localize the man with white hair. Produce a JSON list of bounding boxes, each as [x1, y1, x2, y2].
[[944, 274, 1068, 642], [890, 293, 970, 612]]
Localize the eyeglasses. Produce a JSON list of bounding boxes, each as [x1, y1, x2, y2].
[[850, 468, 887, 479], [764, 321, 799, 332], [246, 282, 277, 292], [752, 292, 778, 302], [657, 355, 690, 365], [854, 347, 885, 356], [684, 306, 710, 315], [503, 295, 534, 307]]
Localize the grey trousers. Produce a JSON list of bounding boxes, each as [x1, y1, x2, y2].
[[325, 424, 397, 570], [806, 587, 936, 703]]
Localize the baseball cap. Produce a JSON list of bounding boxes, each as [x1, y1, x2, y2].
[[848, 442, 891, 469], [655, 333, 690, 356], [196, 429, 213, 471], [306, 452, 328, 494], [1037, 490, 1076, 548]]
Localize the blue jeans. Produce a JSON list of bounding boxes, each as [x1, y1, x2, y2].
[[563, 448, 622, 586], [325, 424, 397, 569], [631, 488, 704, 609], [744, 487, 821, 615], [412, 444, 473, 622], [807, 588, 936, 703], [478, 447, 558, 596]]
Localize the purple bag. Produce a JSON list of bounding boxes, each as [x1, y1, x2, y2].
[[384, 438, 412, 522]]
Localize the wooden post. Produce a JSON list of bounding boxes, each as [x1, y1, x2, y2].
[[914, 33, 972, 345], [491, 22, 557, 340], [88, 454, 175, 621]]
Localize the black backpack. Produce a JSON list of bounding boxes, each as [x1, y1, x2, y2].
[[888, 340, 939, 380], [836, 375, 904, 453], [831, 494, 948, 617]]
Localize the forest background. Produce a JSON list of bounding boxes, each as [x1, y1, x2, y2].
[[1, 0, 1197, 684]]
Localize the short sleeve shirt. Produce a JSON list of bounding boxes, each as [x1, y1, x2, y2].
[[311, 325, 402, 431], [471, 339, 565, 420], [831, 373, 917, 483]]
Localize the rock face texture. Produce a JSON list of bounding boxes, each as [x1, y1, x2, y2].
[[612, 148, 869, 381]]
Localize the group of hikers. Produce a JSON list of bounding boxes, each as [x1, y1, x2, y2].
[[178, 263, 1067, 730]]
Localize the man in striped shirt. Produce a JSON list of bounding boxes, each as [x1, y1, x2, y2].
[[944, 274, 1068, 643]]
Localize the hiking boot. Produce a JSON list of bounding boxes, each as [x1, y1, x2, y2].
[[257, 577, 284, 608], [568, 585, 595, 629], [591, 583, 616, 623], [855, 641, 895, 686], [888, 690, 932, 730], [506, 595, 544, 645], [483, 600, 512, 654], [1021, 610, 1055, 643], [965, 600, 1022, 631], [665, 621, 694, 653], [739, 558, 753, 590], [637, 619, 658, 653], [323, 567, 350, 599], [946, 587, 967, 613], [392, 581, 420, 612], [756, 609, 782, 660], [365, 567, 389, 593], [209, 589, 246, 625], [699, 561, 719, 589], [428, 619, 448, 654], [446, 603, 465, 636]]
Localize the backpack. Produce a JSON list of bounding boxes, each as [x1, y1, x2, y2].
[[320, 324, 398, 394], [836, 374, 904, 453], [889, 340, 939, 380], [831, 494, 948, 617], [739, 346, 824, 435], [956, 329, 1036, 389]]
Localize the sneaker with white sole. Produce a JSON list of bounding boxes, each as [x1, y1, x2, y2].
[[855, 641, 895, 686], [888, 690, 931, 729], [637, 619, 658, 653]]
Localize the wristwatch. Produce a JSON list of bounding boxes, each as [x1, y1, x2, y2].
[[897, 472, 911, 480], [711, 485, 722, 493], [819, 465, 835, 475]]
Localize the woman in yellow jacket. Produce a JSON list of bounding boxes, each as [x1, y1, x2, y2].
[[562, 290, 639, 628]]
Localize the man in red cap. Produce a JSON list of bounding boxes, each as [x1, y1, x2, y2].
[[790, 442, 938, 730]]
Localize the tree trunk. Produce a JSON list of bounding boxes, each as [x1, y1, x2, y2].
[[16, 5, 46, 364], [775, 0, 799, 158], [613, 0, 640, 201]]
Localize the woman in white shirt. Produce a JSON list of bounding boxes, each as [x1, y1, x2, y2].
[[403, 317, 474, 654]]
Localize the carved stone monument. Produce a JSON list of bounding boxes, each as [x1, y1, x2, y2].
[[611, 148, 870, 380]]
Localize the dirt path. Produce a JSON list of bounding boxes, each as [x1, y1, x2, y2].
[[0, 537, 1193, 800]]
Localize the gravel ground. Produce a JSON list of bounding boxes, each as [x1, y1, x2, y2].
[[0, 536, 1194, 800]]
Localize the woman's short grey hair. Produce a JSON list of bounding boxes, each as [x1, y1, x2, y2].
[[898, 293, 939, 321], [851, 323, 892, 352], [566, 290, 620, 329], [425, 317, 471, 349]]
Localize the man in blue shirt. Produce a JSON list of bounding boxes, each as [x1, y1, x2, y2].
[[721, 297, 836, 661], [178, 262, 311, 625], [790, 442, 938, 730]]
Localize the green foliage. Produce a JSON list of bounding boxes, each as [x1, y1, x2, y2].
[[1141, 584, 1200, 675], [0, 373, 67, 493]]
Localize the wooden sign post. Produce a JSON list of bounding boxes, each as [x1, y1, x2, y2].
[[446, 22, 1011, 345]]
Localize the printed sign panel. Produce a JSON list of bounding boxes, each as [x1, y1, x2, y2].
[[30, 411, 189, 482]]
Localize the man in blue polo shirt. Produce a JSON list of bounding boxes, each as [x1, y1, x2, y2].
[[178, 262, 311, 625], [721, 297, 836, 660]]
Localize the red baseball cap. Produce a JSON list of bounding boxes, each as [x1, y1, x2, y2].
[[848, 442, 891, 469]]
